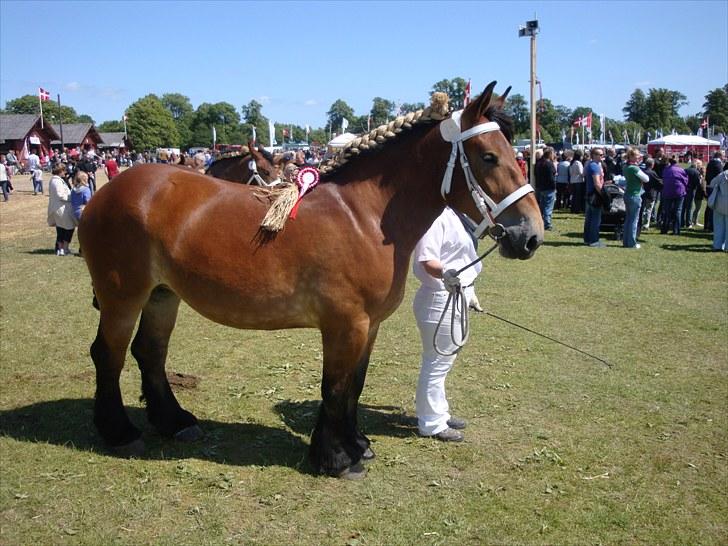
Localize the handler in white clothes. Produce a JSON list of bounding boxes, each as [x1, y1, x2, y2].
[[413, 207, 482, 442]]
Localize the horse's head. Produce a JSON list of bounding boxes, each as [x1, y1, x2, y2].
[[443, 82, 543, 259], [247, 141, 286, 186]]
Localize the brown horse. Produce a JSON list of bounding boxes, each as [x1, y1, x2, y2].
[[205, 144, 289, 185], [78, 83, 543, 478]]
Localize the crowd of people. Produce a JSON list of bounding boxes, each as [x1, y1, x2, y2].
[[530, 146, 727, 252]]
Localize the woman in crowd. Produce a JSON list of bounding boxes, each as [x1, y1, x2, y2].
[[104, 153, 120, 181], [660, 155, 688, 235], [569, 150, 585, 213], [707, 164, 728, 251], [0, 154, 10, 202], [47, 163, 76, 256], [621, 147, 649, 248], [534, 147, 557, 230], [71, 171, 92, 224]]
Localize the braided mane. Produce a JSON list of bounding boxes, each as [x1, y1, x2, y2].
[[319, 92, 515, 178]]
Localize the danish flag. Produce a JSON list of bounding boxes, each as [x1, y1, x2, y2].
[[39, 87, 50, 101], [464, 79, 472, 107], [700, 117, 709, 129]]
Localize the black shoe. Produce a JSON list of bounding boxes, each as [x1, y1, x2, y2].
[[447, 417, 467, 430], [434, 428, 464, 442]]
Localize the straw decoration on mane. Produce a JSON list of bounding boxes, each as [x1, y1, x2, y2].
[[318, 92, 451, 176]]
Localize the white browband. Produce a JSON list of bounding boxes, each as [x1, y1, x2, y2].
[[439, 109, 534, 238]]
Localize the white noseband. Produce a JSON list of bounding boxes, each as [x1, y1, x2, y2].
[[439, 110, 534, 238]]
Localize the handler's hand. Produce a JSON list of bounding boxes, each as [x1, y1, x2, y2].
[[443, 269, 461, 293]]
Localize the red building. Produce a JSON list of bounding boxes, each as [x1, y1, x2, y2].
[[0, 114, 60, 163]]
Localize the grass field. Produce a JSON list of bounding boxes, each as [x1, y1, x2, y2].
[[1, 170, 726, 545]]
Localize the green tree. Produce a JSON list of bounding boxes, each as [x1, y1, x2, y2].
[[188, 102, 241, 147], [400, 101, 425, 114], [431, 77, 468, 109], [241, 99, 270, 145], [370, 97, 395, 126], [703, 84, 728, 132], [504, 93, 529, 139], [98, 120, 125, 132], [623, 89, 647, 126], [326, 99, 355, 135], [643, 88, 687, 134], [126, 94, 179, 150], [3, 94, 87, 124], [161, 93, 194, 147]]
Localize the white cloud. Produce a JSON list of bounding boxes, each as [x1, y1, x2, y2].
[[304, 99, 317, 106], [66, 81, 81, 91], [258, 95, 271, 104]]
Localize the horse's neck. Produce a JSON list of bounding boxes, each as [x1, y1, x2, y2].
[[332, 127, 448, 253]]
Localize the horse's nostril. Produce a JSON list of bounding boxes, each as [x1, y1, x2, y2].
[[526, 234, 541, 252]]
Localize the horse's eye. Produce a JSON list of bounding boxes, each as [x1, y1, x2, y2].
[[482, 152, 498, 164]]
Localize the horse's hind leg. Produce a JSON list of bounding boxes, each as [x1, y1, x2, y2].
[[91, 302, 145, 455], [130, 286, 200, 441]]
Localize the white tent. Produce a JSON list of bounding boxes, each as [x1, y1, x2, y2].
[[327, 132, 358, 148], [647, 134, 720, 146]]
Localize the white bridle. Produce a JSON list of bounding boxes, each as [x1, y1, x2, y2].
[[439, 109, 535, 239], [247, 159, 282, 188]]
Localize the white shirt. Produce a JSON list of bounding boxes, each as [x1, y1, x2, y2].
[[413, 208, 482, 290], [26, 153, 40, 171], [0, 162, 7, 181]]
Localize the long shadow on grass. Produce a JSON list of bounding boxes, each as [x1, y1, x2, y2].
[[0, 398, 311, 472], [274, 400, 417, 438], [660, 244, 718, 252], [26, 248, 56, 255]]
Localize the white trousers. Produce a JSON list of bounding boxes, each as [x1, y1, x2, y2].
[[413, 285, 473, 436]]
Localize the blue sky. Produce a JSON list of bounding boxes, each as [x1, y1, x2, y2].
[[1, 0, 726, 128]]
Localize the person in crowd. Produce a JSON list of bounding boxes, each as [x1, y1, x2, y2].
[[104, 153, 120, 181], [26, 148, 40, 174], [690, 160, 707, 227], [77, 152, 98, 194], [413, 207, 482, 443], [31, 165, 44, 195], [660, 155, 688, 235], [583, 147, 606, 247], [5, 150, 18, 176], [0, 154, 10, 202], [622, 147, 649, 248], [706, 164, 728, 251], [70, 171, 92, 224], [604, 148, 618, 182], [47, 163, 76, 256], [534, 147, 557, 230], [704, 150, 725, 232], [516, 151, 528, 182], [555, 151, 571, 210], [640, 158, 663, 230], [682, 159, 704, 228], [569, 149, 585, 213], [158, 149, 169, 164]]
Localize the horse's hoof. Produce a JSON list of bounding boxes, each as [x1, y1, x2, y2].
[[362, 447, 376, 461], [337, 461, 367, 480], [173, 424, 203, 442], [110, 437, 146, 458]]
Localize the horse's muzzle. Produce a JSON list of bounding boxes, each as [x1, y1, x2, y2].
[[498, 223, 543, 260]]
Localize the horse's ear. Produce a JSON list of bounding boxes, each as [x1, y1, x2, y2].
[[471, 81, 497, 118], [495, 86, 512, 109]]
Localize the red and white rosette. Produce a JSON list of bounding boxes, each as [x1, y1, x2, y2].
[[289, 167, 320, 219]]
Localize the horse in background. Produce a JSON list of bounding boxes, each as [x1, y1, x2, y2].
[[205, 144, 290, 186], [78, 82, 543, 479]]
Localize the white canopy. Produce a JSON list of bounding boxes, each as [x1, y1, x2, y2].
[[647, 134, 720, 146], [327, 132, 357, 148]]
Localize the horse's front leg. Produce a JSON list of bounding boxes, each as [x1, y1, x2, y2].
[[310, 319, 378, 479]]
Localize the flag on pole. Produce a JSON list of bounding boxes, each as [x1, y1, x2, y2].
[[600, 114, 606, 143], [700, 117, 709, 129], [252, 125, 257, 142], [585, 112, 592, 129], [464, 79, 472, 107], [572, 116, 584, 127], [39, 87, 50, 101], [269, 120, 276, 146], [609, 130, 614, 145], [212, 125, 217, 145], [341, 117, 349, 133]]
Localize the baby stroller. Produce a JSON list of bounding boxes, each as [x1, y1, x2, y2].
[[599, 183, 626, 240]]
